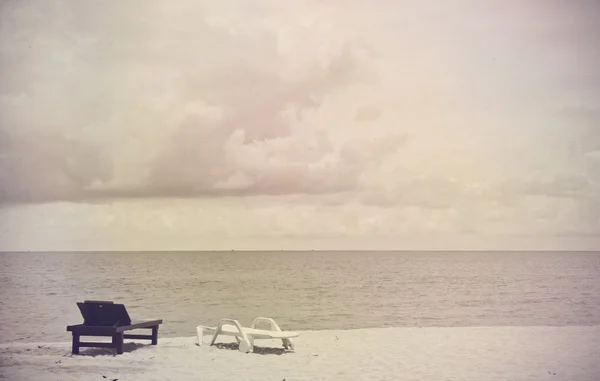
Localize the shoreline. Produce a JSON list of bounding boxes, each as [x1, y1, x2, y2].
[[2, 326, 599, 381], [4, 323, 600, 344]]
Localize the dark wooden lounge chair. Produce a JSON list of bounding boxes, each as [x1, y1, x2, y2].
[[66, 300, 163, 355]]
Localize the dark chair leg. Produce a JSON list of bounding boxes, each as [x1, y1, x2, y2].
[[151, 326, 158, 345], [113, 333, 124, 354], [72, 334, 80, 355]]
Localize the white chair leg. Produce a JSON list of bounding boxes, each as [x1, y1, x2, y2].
[[209, 325, 222, 346], [238, 338, 252, 353], [196, 326, 204, 346], [237, 333, 254, 353], [282, 337, 294, 350]]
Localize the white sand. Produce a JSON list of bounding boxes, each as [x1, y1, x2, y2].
[[1, 326, 599, 381]]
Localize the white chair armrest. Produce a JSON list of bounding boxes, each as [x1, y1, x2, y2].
[[209, 318, 253, 353], [218, 318, 245, 331], [252, 317, 283, 331]]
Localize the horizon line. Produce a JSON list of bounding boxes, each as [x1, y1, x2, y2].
[[1, 249, 598, 253]]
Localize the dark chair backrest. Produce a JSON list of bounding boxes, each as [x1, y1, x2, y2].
[[77, 300, 132, 327]]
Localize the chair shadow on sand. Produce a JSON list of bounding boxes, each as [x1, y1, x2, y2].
[[212, 342, 289, 356], [66, 342, 147, 357]]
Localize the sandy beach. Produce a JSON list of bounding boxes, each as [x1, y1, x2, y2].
[[1, 326, 599, 381]]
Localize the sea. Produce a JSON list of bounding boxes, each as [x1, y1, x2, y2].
[[0, 250, 599, 343]]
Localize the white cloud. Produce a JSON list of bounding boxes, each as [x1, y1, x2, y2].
[[1, 0, 599, 249], [586, 151, 600, 187], [0, 0, 379, 201]]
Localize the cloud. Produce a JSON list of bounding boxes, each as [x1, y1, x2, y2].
[[560, 106, 600, 121], [517, 173, 590, 199], [146, 40, 376, 197], [0, 130, 113, 203], [1, 0, 600, 248], [0, 0, 386, 203], [353, 105, 381, 122], [586, 151, 600, 186]]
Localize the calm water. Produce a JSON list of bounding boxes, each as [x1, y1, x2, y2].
[[0, 251, 599, 342]]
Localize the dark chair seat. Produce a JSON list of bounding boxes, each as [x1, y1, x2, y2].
[[66, 300, 163, 355]]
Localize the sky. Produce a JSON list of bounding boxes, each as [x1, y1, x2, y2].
[[0, 0, 599, 251]]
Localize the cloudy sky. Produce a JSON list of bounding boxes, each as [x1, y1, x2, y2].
[[0, 0, 599, 251]]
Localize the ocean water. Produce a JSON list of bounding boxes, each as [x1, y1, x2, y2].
[[0, 250, 599, 343]]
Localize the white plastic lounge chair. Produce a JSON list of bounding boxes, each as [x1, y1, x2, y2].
[[196, 317, 299, 353]]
